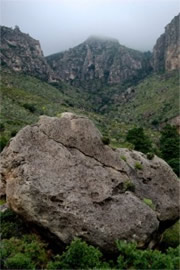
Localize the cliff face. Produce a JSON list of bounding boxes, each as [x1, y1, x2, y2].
[[153, 14, 180, 72], [0, 26, 54, 81], [46, 36, 152, 88]]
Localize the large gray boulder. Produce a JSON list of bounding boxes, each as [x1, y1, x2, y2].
[[0, 113, 179, 252]]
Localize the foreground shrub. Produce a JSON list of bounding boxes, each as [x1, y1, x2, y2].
[[1, 235, 48, 269], [0, 209, 28, 239], [0, 136, 9, 152], [47, 238, 109, 269], [161, 221, 180, 249], [116, 240, 179, 270], [4, 253, 35, 270]]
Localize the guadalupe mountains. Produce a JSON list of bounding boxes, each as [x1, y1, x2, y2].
[[1, 14, 179, 87], [0, 14, 179, 146], [46, 36, 152, 88]]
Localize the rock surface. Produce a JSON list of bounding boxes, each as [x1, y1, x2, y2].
[[153, 14, 180, 72], [0, 26, 55, 81], [46, 36, 152, 88], [0, 113, 179, 252]]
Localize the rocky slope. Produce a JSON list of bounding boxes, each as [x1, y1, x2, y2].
[[0, 113, 179, 252], [46, 36, 152, 88], [0, 26, 55, 81], [153, 14, 180, 72]]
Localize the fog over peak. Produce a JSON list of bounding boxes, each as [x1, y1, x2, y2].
[[1, 0, 179, 56]]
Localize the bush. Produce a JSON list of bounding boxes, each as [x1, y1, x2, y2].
[[146, 152, 154, 160], [116, 240, 179, 270], [143, 198, 156, 210], [123, 180, 135, 192], [4, 253, 35, 270], [126, 127, 152, 153], [0, 123, 5, 132], [102, 136, 110, 145], [159, 125, 179, 176], [0, 136, 9, 152], [47, 238, 109, 269], [0, 209, 28, 239], [23, 103, 36, 113], [134, 162, 143, 170], [161, 221, 180, 249], [1, 235, 48, 269], [167, 158, 179, 177], [120, 155, 127, 162], [10, 130, 18, 137]]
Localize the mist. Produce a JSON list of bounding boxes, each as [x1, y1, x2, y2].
[[1, 0, 179, 56]]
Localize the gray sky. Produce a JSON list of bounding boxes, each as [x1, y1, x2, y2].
[[1, 0, 179, 56]]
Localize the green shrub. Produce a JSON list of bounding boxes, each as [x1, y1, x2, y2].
[[166, 246, 180, 269], [102, 136, 110, 145], [126, 127, 152, 153], [123, 180, 135, 192], [134, 162, 143, 170], [47, 238, 109, 269], [146, 152, 154, 160], [143, 198, 156, 210], [1, 235, 48, 269], [0, 198, 6, 205], [0, 209, 28, 239], [4, 253, 35, 270], [120, 155, 127, 162], [0, 123, 5, 132], [161, 221, 180, 248], [167, 158, 179, 177], [23, 103, 36, 113], [0, 136, 9, 152], [159, 125, 180, 176], [116, 240, 179, 269], [10, 130, 18, 137]]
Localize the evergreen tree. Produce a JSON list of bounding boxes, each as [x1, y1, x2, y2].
[[126, 127, 152, 154], [159, 125, 179, 176]]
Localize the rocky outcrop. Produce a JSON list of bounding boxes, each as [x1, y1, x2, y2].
[[153, 14, 180, 72], [46, 36, 152, 88], [0, 113, 179, 252], [0, 26, 55, 81]]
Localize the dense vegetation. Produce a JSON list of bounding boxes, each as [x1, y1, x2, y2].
[[159, 125, 180, 176], [0, 68, 159, 151], [126, 127, 152, 153], [0, 209, 179, 270]]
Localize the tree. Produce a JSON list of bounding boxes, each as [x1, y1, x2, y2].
[[159, 125, 179, 176], [126, 127, 152, 154]]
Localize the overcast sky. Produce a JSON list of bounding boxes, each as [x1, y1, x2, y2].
[[1, 0, 179, 56]]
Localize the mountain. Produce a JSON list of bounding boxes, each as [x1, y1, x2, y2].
[[0, 26, 55, 81], [46, 36, 152, 88], [153, 13, 180, 72], [0, 14, 179, 149]]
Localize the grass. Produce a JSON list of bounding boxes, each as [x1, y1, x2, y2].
[[143, 198, 156, 210], [134, 162, 143, 170], [0, 69, 161, 151], [0, 198, 6, 205], [120, 155, 127, 161], [114, 71, 179, 127], [0, 69, 178, 153]]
